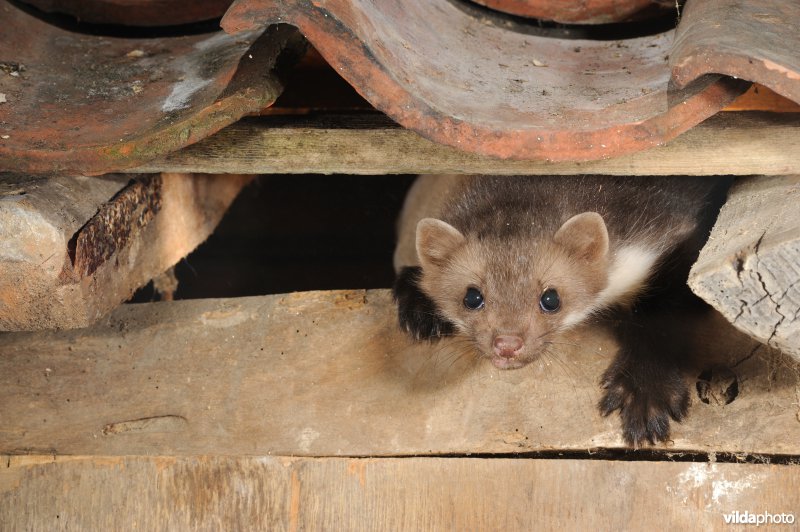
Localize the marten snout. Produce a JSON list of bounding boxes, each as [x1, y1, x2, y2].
[[493, 335, 524, 358]]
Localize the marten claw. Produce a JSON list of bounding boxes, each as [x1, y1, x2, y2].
[[598, 364, 690, 447]]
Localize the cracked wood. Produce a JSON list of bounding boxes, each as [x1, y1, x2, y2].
[[0, 173, 253, 331], [689, 175, 800, 360]]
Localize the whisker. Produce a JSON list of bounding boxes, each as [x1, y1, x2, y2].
[[422, 337, 480, 375], [542, 340, 582, 348], [539, 346, 594, 406]]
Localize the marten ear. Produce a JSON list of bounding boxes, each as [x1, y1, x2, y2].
[[416, 218, 466, 268], [554, 212, 609, 262]]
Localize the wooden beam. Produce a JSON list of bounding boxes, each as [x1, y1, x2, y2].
[[689, 175, 800, 360], [0, 173, 253, 331], [129, 112, 800, 176], [1, 290, 798, 457], [1, 456, 798, 530]]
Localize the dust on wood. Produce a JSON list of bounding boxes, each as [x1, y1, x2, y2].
[[130, 112, 800, 176], [1, 290, 798, 457]]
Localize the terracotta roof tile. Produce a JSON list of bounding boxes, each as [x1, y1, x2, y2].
[[2, 0, 799, 172]]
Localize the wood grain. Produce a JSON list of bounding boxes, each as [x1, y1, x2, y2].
[[690, 175, 800, 360], [1, 456, 798, 530], [0, 175, 128, 329], [1, 290, 798, 457], [0, 173, 252, 331], [129, 112, 800, 176]]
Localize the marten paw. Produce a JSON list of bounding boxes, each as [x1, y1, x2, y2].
[[598, 364, 690, 447], [393, 266, 454, 341]]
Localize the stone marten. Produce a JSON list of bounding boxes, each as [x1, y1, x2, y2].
[[393, 174, 729, 446]]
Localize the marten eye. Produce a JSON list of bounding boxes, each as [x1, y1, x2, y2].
[[539, 288, 560, 313], [463, 287, 485, 310]]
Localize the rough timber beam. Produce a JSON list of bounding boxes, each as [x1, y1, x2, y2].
[[129, 112, 800, 176], [0, 173, 252, 331], [690, 175, 800, 360], [1, 291, 798, 457]]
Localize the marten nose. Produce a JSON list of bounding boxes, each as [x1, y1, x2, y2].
[[493, 335, 524, 358]]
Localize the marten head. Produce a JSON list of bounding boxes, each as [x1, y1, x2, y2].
[[415, 212, 610, 369]]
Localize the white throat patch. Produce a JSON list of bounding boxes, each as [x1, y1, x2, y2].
[[562, 245, 659, 328]]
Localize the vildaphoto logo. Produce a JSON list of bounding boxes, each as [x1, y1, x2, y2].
[[723, 511, 796, 526]]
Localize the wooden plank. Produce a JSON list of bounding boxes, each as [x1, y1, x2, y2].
[[690, 175, 800, 360], [1, 456, 798, 530], [0, 173, 252, 331], [0, 175, 128, 329], [128, 112, 800, 176], [1, 290, 798, 456]]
